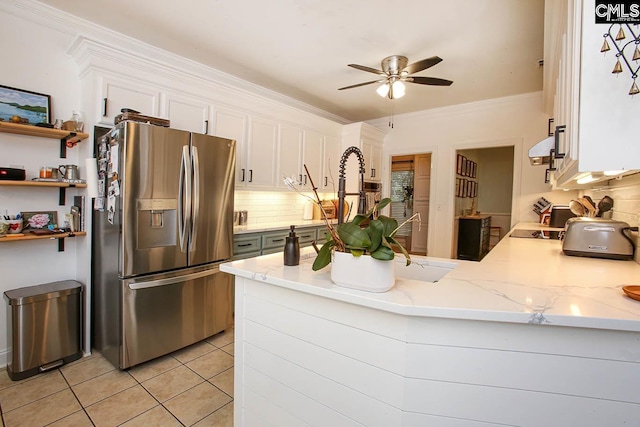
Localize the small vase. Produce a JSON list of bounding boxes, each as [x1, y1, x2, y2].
[[330, 251, 395, 292]]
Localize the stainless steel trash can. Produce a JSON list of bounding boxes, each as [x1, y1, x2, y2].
[[4, 280, 83, 381]]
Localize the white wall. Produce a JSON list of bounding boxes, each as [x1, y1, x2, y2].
[[370, 92, 579, 258], [0, 5, 84, 365]]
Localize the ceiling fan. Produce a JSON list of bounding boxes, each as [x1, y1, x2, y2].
[[338, 55, 453, 99]]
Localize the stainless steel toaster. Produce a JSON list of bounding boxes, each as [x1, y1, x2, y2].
[[562, 218, 635, 260]]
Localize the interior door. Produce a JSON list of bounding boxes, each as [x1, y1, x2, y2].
[[411, 154, 431, 254], [189, 133, 235, 265]]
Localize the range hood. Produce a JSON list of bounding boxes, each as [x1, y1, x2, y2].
[[528, 136, 554, 165]]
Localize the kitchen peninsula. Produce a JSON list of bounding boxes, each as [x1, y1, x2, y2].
[[221, 222, 640, 426]]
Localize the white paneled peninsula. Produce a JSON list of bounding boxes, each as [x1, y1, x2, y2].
[[221, 223, 640, 426]]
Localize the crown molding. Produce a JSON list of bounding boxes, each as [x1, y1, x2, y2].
[[1, 0, 349, 125]]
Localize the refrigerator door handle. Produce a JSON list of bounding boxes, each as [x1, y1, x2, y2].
[[190, 144, 200, 252], [128, 267, 220, 290], [178, 145, 191, 252]]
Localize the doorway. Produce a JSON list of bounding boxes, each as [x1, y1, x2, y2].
[[453, 146, 514, 258], [390, 153, 431, 255]]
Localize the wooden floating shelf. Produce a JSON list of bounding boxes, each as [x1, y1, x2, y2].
[[0, 231, 86, 243], [0, 121, 89, 143], [0, 180, 87, 188]]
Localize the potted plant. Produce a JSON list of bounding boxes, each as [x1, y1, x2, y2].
[[286, 165, 419, 292]]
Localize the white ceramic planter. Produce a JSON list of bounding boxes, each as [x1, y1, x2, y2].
[[330, 251, 395, 292]]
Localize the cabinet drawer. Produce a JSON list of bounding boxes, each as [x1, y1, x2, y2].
[[297, 228, 317, 246], [233, 234, 262, 255], [262, 231, 289, 250]]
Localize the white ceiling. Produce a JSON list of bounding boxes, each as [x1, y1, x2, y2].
[[37, 0, 545, 123]]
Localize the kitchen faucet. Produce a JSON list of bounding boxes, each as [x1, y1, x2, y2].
[[337, 146, 366, 223]]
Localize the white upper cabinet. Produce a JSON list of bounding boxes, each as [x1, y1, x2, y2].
[[246, 117, 278, 188], [302, 131, 324, 189], [164, 92, 211, 134], [98, 75, 160, 125], [342, 122, 386, 184], [545, 0, 640, 188], [213, 108, 248, 186], [322, 135, 341, 191], [277, 124, 303, 189]]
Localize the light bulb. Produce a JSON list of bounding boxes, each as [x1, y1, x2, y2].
[[391, 80, 406, 99], [376, 83, 389, 98]]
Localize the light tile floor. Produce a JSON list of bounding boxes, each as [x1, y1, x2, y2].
[[0, 328, 234, 427]]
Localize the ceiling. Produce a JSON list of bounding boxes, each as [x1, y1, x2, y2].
[[37, 0, 545, 123]]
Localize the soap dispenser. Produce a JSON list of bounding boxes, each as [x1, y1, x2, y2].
[[284, 225, 300, 266]]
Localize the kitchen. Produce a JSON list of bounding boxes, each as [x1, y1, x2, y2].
[[1, 0, 640, 426]]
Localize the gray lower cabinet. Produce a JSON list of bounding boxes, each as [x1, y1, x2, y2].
[[233, 225, 323, 260]]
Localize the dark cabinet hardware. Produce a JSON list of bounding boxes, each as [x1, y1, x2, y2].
[[249, 170, 253, 182], [241, 168, 245, 182], [204, 120, 209, 134], [102, 98, 108, 117]]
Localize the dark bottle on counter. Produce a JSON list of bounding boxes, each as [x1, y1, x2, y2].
[[284, 225, 300, 266]]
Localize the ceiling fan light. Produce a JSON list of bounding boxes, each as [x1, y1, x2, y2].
[[391, 80, 406, 99], [376, 83, 390, 98]]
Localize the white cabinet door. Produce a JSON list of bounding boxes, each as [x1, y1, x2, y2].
[[362, 138, 383, 182], [302, 131, 324, 189], [164, 93, 211, 134], [277, 124, 302, 189], [246, 117, 277, 188], [323, 136, 341, 191], [213, 108, 248, 186], [99, 75, 160, 125]]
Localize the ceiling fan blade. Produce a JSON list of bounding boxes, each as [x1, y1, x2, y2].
[[348, 64, 384, 75], [406, 76, 453, 86], [403, 56, 443, 75], [338, 80, 381, 90]]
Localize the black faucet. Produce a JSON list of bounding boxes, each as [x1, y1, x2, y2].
[[337, 146, 366, 223]]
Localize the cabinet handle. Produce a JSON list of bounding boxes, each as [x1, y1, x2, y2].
[[324, 176, 328, 186], [300, 234, 312, 238], [554, 125, 566, 159], [204, 120, 209, 134], [272, 238, 285, 242], [299, 174, 303, 185], [249, 170, 253, 182], [237, 243, 253, 247], [241, 168, 245, 182], [371, 168, 375, 178], [303, 174, 307, 185], [547, 118, 554, 137], [102, 98, 108, 117]]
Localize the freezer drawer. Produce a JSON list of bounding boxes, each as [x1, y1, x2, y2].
[[120, 263, 233, 369]]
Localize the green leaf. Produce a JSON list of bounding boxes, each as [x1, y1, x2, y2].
[[349, 249, 365, 257], [312, 241, 333, 271], [367, 219, 384, 253], [386, 235, 411, 266], [352, 214, 367, 226], [377, 197, 391, 211], [337, 222, 371, 249], [377, 215, 399, 237], [371, 245, 395, 261]]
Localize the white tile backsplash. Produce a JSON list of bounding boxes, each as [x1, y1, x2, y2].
[[586, 172, 640, 263], [234, 190, 334, 226]]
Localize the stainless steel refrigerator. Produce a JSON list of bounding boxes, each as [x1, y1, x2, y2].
[[92, 121, 235, 369]]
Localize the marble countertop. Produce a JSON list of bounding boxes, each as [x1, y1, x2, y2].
[[221, 222, 640, 332]]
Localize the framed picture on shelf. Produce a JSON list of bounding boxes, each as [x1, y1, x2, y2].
[[471, 162, 477, 178], [472, 181, 478, 197], [465, 159, 471, 177], [457, 155, 465, 175], [21, 211, 58, 231], [0, 85, 51, 124]]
